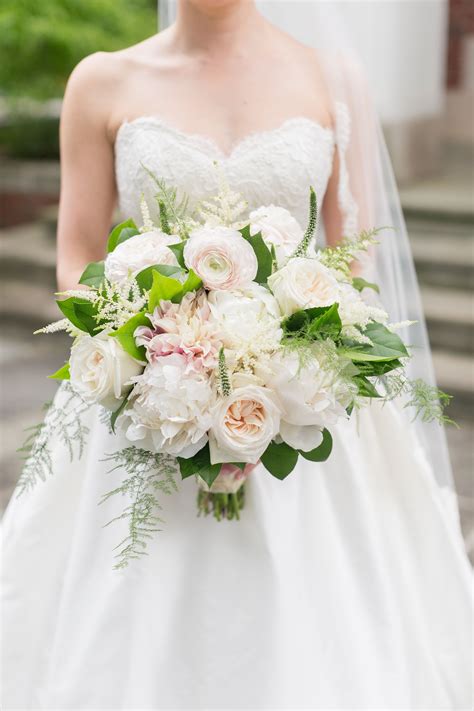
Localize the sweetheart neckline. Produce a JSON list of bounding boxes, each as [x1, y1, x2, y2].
[[115, 114, 335, 161]]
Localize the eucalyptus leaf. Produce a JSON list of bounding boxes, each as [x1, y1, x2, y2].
[[106, 218, 138, 253], [79, 261, 105, 288], [299, 429, 333, 462], [261, 440, 299, 479]]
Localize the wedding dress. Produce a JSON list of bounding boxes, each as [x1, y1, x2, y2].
[[2, 112, 472, 710]]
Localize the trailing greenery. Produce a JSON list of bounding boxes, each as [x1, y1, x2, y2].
[[16, 382, 91, 496], [382, 373, 456, 426], [143, 168, 190, 239], [101, 447, 178, 569]]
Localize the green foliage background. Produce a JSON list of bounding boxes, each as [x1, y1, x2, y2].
[[0, 0, 157, 100]]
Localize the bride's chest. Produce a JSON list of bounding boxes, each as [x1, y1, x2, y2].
[[114, 117, 335, 227]]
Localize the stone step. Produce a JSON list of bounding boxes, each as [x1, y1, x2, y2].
[[0, 221, 56, 286], [421, 285, 473, 354], [0, 279, 60, 332], [432, 350, 474, 421]]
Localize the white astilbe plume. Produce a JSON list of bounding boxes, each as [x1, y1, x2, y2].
[[388, 320, 417, 332], [197, 163, 247, 227], [94, 277, 147, 331], [139, 194, 154, 233], [56, 290, 99, 302], [34, 318, 75, 335]]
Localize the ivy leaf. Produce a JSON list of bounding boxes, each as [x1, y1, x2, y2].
[[168, 241, 186, 268], [110, 312, 149, 361], [177, 443, 221, 487], [261, 440, 299, 480], [110, 392, 131, 434], [135, 263, 184, 292], [299, 429, 333, 462], [181, 269, 202, 296], [79, 261, 105, 288], [241, 229, 273, 284], [106, 219, 139, 253], [57, 297, 98, 335], [147, 270, 183, 311], [352, 277, 380, 294], [48, 362, 70, 380]]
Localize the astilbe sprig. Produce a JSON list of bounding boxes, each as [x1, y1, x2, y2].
[[318, 228, 382, 277], [93, 277, 147, 332], [197, 163, 247, 227]]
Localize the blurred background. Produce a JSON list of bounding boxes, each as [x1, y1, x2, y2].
[[0, 1, 472, 556]]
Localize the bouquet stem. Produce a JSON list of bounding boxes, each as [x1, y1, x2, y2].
[[197, 486, 245, 521]]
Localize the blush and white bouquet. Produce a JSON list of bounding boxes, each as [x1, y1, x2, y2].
[[32, 176, 451, 566]]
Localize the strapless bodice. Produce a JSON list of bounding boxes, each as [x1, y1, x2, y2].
[[114, 107, 357, 233]]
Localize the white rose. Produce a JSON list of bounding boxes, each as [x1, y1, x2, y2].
[[209, 385, 281, 464], [266, 352, 353, 452], [69, 333, 142, 410], [249, 204, 310, 266], [123, 353, 213, 458], [267, 257, 340, 316], [104, 230, 179, 284], [207, 283, 282, 353], [183, 226, 257, 290]]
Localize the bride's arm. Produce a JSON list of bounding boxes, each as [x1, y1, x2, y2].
[[56, 54, 118, 292]]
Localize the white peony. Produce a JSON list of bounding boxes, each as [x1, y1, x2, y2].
[[69, 333, 142, 410], [104, 230, 179, 284], [183, 226, 257, 290], [123, 353, 213, 458], [249, 204, 310, 266], [207, 283, 282, 369], [266, 351, 354, 452], [268, 257, 340, 316], [209, 384, 281, 464]]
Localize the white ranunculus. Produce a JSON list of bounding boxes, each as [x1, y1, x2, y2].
[[207, 283, 282, 357], [267, 257, 340, 316], [249, 204, 309, 266], [69, 333, 142, 410], [183, 226, 257, 290], [123, 354, 213, 458], [209, 385, 281, 464], [266, 351, 353, 452], [104, 230, 179, 284]]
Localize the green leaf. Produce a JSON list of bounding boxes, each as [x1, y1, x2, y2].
[[110, 393, 131, 434], [241, 229, 273, 284], [177, 443, 221, 487], [181, 269, 202, 296], [299, 429, 333, 462], [357, 359, 402, 377], [261, 440, 299, 480], [341, 322, 409, 362], [354, 375, 380, 398], [110, 312, 149, 361], [57, 297, 98, 335], [168, 241, 186, 268], [106, 219, 139, 253], [282, 306, 332, 334], [135, 263, 184, 291], [48, 362, 70, 380], [308, 302, 341, 339], [352, 277, 380, 294], [79, 261, 105, 288], [147, 270, 183, 311]]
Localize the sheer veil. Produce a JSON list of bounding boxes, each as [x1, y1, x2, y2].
[[158, 0, 454, 491]]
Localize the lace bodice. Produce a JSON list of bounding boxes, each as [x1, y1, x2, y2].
[[115, 106, 357, 232]]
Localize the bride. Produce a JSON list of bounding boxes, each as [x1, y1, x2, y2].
[[2, 1, 472, 708]]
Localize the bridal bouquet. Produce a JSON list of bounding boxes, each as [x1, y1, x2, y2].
[[32, 176, 450, 564]]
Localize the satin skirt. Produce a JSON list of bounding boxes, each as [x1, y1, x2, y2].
[[2, 384, 472, 709]]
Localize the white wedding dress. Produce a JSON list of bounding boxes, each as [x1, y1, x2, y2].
[[2, 114, 472, 710]]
